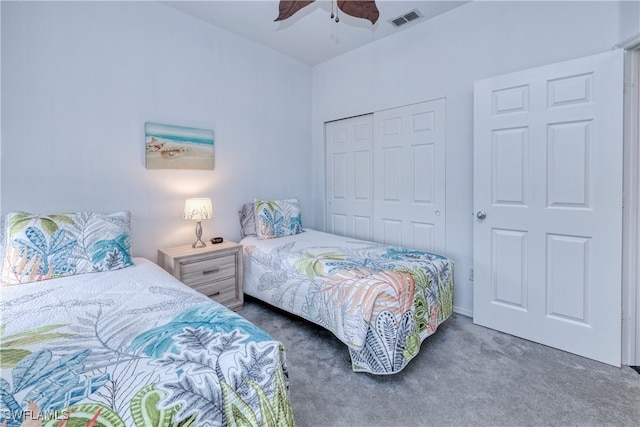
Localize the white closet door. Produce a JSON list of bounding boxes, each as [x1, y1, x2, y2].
[[473, 50, 624, 366], [373, 99, 446, 253], [325, 114, 374, 241]]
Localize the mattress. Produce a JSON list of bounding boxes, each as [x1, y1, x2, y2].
[[241, 229, 454, 374], [0, 257, 294, 426]]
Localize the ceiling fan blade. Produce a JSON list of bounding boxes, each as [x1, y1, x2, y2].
[[275, 0, 316, 22], [337, 1, 380, 25]]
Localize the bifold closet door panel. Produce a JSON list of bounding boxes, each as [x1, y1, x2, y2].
[[373, 99, 446, 254], [325, 114, 374, 241]]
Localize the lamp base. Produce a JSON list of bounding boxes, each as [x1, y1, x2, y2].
[[192, 220, 206, 248], [192, 239, 207, 249]]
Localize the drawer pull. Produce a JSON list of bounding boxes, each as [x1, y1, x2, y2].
[[202, 267, 220, 275], [210, 291, 220, 297]]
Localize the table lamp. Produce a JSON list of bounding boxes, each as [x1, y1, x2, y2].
[[184, 197, 213, 248]]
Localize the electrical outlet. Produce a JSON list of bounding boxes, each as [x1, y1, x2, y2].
[[469, 267, 474, 281]]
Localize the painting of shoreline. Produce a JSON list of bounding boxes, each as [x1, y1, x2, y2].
[[145, 122, 214, 170]]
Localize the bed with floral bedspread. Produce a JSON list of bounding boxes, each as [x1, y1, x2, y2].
[[240, 229, 454, 375], [0, 258, 295, 427]]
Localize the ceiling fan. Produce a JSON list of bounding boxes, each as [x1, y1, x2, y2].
[[275, 0, 380, 25]]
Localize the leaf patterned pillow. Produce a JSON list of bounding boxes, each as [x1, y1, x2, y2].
[[254, 198, 302, 240], [1, 211, 133, 285], [239, 203, 257, 238]]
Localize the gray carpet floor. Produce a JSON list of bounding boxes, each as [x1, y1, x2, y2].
[[238, 297, 640, 427]]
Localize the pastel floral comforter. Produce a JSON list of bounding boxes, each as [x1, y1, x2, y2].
[[0, 258, 295, 427], [241, 229, 454, 375]]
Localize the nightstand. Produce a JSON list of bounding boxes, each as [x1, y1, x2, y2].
[[158, 241, 244, 310]]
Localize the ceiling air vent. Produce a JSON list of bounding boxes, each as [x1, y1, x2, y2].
[[390, 9, 423, 28]]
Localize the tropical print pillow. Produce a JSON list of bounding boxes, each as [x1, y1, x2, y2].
[[239, 202, 257, 238], [1, 210, 133, 285], [254, 198, 303, 240]]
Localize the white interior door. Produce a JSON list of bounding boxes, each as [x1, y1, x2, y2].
[[326, 114, 374, 241], [473, 50, 624, 366], [373, 99, 446, 253]]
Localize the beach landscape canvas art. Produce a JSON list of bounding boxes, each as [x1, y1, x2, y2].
[[145, 122, 214, 170]]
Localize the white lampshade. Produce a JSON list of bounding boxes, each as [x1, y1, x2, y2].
[[184, 198, 213, 221]]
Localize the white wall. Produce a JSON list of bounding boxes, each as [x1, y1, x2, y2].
[[310, 1, 640, 315], [1, 1, 312, 261], [3, 0, 638, 318]]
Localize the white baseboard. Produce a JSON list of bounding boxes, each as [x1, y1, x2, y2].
[[453, 305, 472, 318]]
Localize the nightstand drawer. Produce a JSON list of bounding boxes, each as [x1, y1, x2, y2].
[[179, 254, 236, 286], [191, 276, 236, 301]]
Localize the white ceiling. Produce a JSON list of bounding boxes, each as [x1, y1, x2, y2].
[[162, 1, 470, 65]]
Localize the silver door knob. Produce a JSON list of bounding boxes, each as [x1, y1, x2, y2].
[[476, 211, 487, 220]]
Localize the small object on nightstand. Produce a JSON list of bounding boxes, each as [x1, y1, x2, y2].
[[157, 241, 244, 310], [211, 237, 224, 244]]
